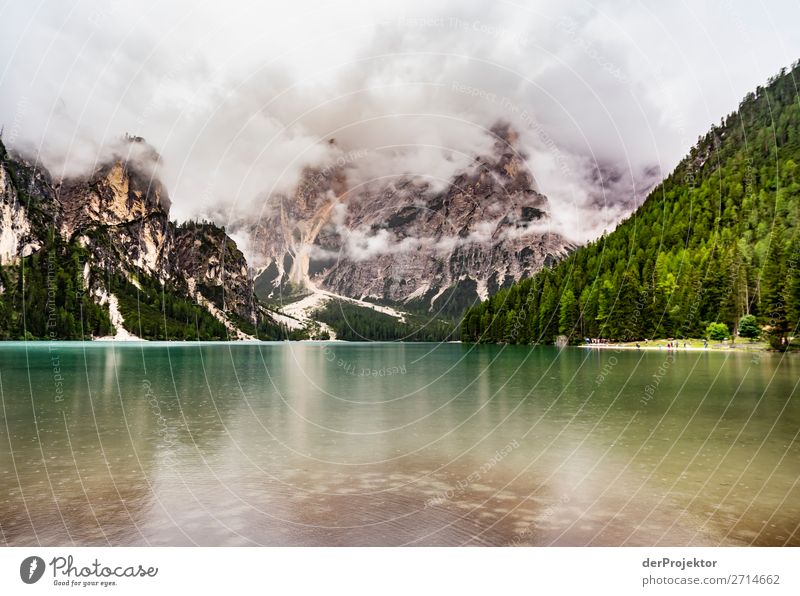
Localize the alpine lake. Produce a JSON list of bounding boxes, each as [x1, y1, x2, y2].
[[0, 341, 798, 546]]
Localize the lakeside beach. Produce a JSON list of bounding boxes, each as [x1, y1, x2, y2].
[[580, 339, 772, 353]]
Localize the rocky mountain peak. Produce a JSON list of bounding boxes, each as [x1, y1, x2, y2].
[[249, 123, 572, 311], [57, 137, 169, 238]]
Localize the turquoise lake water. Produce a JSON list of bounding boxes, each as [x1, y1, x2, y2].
[[0, 342, 798, 546]]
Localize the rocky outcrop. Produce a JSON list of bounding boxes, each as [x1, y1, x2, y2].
[[53, 139, 256, 324], [58, 154, 174, 279], [0, 164, 35, 264], [249, 159, 349, 298], [58, 143, 169, 236], [249, 124, 572, 311], [0, 143, 60, 264], [173, 222, 254, 322]]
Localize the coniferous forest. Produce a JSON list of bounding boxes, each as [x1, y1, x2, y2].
[[0, 231, 115, 340], [0, 228, 292, 341], [314, 299, 456, 341], [461, 61, 800, 351]]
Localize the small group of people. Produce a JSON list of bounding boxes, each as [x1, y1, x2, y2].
[[664, 341, 687, 349], [657, 340, 709, 349], [584, 337, 709, 349]]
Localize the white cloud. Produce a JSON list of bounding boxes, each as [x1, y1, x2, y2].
[[1, 0, 798, 244]]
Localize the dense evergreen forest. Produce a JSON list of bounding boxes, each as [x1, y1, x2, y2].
[[461, 61, 800, 351], [0, 231, 115, 339], [106, 273, 294, 341], [314, 299, 457, 341], [106, 272, 230, 340], [0, 228, 291, 341]]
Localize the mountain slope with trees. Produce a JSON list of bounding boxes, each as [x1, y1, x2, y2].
[[0, 137, 290, 340], [461, 61, 800, 350]]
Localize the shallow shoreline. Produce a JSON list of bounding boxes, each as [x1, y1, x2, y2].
[[579, 342, 767, 353], [581, 344, 726, 352]]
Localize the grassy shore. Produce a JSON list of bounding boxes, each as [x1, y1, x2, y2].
[[579, 338, 770, 352]]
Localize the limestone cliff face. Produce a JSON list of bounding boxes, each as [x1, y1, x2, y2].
[[249, 125, 572, 311], [249, 161, 348, 297], [58, 147, 174, 279], [58, 154, 168, 234], [0, 164, 35, 265], [0, 143, 59, 264]]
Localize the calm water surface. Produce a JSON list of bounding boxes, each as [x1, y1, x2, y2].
[[0, 342, 798, 546]]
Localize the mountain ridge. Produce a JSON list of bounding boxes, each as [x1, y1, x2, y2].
[[245, 123, 574, 315]]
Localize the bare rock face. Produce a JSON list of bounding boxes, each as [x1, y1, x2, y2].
[[250, 124, 572, 312], [249, 160, 349, 298], [0, 143, 60, 264], [173, 221, 255, 321], [58, 148, 175, 279], [0, 163, 35, 265], [58, 151, 168, 235]]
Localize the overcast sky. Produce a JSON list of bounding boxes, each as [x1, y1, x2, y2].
[[1, 0, 799, 244]]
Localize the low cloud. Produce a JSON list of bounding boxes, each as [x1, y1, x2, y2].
[[1, 0, 798, 249]]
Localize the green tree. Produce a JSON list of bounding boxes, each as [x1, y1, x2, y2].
[[760, 228, 789, 350], [610, 271, 642, 340], [558, 288, 578, 337], [538, 276, 558, 342], [706, 322, 729, 341], [737, 314, 761, 340], [595, 278, 614, 337]]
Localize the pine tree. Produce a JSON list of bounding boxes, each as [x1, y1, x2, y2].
[[558, 288, 578, 338], [760, 227, 789, 350]]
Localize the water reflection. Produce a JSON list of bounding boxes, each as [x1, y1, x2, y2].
[[0, 342, 798, 546]]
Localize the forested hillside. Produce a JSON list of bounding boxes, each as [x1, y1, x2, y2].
[[461, 61, 800, 350], [0, 228, 281, 341], [313, 299, 456, 341], [0, 231, 114, 339]]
